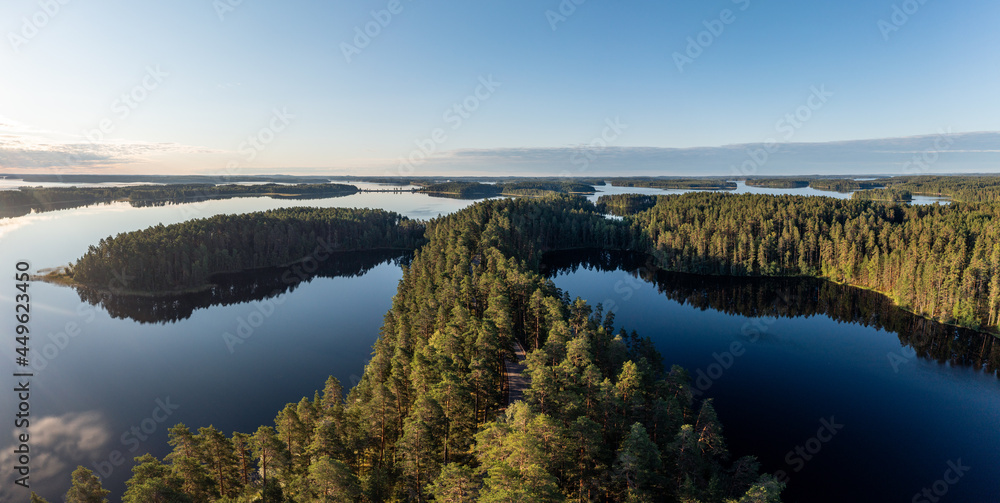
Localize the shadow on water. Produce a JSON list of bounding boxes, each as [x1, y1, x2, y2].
[[73, 249, 412, 324], [542, 248, 1000, 378]]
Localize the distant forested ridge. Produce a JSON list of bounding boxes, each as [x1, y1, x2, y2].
[[498, 180, 596, 195], [417, 182, 503, 198], [608, 178, 736, 190], [0, 183, 358, 218], [851, 188, 913, 202], [418, 180, 596, 198], [880, 175, 1000, 203], [64, 196, 783, 503], [806, 179, 885, 192], [627, 193, 1000, 331], [68, 207, 424, 294], [745, 178, 810, 189]]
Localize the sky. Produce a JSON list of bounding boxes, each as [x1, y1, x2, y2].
[[1, 0, 999, 176]]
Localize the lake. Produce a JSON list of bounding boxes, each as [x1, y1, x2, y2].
[[543, 249, 999, 503], [0, 187, 479, 501], [0, 182, 969, 501]]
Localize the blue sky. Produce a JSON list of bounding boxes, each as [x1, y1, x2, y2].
[[1, 0, 999, 176]]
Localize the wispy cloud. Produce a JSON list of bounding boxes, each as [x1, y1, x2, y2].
[[0, 120, 225, 172], [409, 132, 1000, 176]]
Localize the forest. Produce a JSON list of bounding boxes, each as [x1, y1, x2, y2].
[[804, 179, 885, 192], [0, 183, 358, 218], [595, 194, 658, 216], [49, 196, 784, 503], [879, 175, 1000, 202], [418, 181, 596, 198], [625, 192, 1000, 331], [606, 178, 736, 190], [743, 179, 809, 189], [850, 188, 912, 202], [4, 174, 333, 184], [66, 207, 425, 294]]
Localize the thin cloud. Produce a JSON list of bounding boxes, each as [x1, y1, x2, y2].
[[421, 132, 1000, 176], [0, 125, 226, 170]]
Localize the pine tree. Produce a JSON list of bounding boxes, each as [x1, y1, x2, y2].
[[427, 463, 480, 503], [65, 466, 110, 503], [308, 456, 361, 502]]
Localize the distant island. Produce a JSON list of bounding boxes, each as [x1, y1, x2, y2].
[[745, 178, 812, 189], [0, 183, 358, 219], [607, 178, 737, 190], [417, 180, 596, 198]]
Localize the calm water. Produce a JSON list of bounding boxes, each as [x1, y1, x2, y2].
[[0, 188, 478, 502], [591, 180, 952, 205], [543, 249, 999, 503], [0, 183, 966, 501]]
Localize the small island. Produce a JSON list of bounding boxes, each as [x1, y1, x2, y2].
[[417, 180, 596, 198], [607, 178, 737, 190], [745, 178, 811, 189], [41, 207, 424, 295]]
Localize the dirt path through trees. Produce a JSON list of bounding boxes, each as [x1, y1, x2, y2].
[[504, 341, 529, 407]]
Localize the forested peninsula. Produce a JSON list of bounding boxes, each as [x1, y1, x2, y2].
[[49, 189, 1000, 502], [57, 207, 424, 295], [417, 181, 596, 198], [615, 192, 1000, 331], [50, 196, 785, 503], [0, 183, 358, 218]]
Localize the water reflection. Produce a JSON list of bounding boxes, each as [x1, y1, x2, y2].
[[71, 250, 411, 324], [542, 249, 1000, 378], [0, 188, 357, 219]]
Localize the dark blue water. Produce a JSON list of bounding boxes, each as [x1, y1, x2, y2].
[[543, 249, 1000, 503], [0, 251, 407, 502], [0, 189, 477, 502]]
